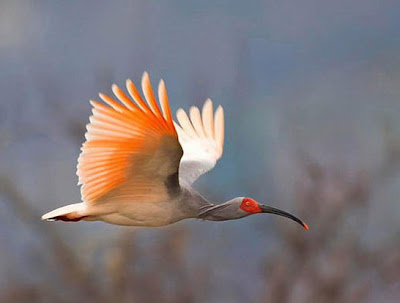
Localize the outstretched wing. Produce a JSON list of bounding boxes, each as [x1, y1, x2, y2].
[[77, 72, 183, 204], [174, 99, 224, 185]]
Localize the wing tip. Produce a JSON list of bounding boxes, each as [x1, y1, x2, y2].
[[204, 98, 213, 107], [142, 71, 150, 83], [176, 107, 186, 117], [189, 105, 199, 113]]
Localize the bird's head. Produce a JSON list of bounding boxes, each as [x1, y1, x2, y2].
[[238, 197, 308, 230], [200, 197, 308, 229]]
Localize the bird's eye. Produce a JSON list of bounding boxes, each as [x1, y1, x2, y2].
[[245, 201, 251, 207]]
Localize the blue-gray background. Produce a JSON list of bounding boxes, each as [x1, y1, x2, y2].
[[1, 1, 400, 302]]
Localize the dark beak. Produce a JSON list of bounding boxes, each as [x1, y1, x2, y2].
[[259, 205, 309, 230]]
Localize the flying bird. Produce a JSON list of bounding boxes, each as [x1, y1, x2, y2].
[[42, 72, 308, 230]]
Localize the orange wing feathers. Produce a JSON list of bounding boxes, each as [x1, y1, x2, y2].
[[77, 72, 180, 203]]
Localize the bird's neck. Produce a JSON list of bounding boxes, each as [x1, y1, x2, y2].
[[179, 188, 244, 221], [197, 199, 245, 221], [197, 204, 229, 221], [177, 187, 214, 216]]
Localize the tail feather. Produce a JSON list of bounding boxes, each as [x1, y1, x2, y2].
[[42, 203, 87, 222]]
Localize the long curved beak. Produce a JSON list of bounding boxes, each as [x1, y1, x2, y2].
[[259, 205, 309, 230]]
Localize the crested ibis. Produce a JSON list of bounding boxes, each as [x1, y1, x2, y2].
[[42, 72, 308, 230]]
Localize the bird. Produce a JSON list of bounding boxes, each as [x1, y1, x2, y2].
[[42, 72, 308, 230]]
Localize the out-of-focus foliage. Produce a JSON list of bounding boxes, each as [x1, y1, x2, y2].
[[1, 0, 400, 302], [263, 146, 400, 302]]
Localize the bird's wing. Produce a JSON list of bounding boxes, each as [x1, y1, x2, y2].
[[174, 99, 224, 185], [77, 72, 183, 204]]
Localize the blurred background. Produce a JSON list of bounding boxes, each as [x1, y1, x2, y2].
[[1, 0, 400, 302]]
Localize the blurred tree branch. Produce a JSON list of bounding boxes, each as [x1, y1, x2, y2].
[[0, 175, 102, 302], [259, 120, 400, 303]]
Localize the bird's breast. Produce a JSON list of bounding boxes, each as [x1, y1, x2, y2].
[[96, 199, 189, 227]]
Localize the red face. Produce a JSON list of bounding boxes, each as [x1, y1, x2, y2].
[[240, 198, 262, 213]]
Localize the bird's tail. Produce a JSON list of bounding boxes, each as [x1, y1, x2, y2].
[[41, 202, 87, 222]]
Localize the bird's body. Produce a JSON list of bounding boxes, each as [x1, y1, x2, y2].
[[71, 187, 210, 227], [42, 72, 308, 230]]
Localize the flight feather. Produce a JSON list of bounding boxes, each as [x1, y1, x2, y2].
[[77, 73, 182, 203], [175, 99, 224, 185]]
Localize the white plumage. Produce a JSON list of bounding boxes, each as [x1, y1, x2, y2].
[[175, 99, 224, 185]]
